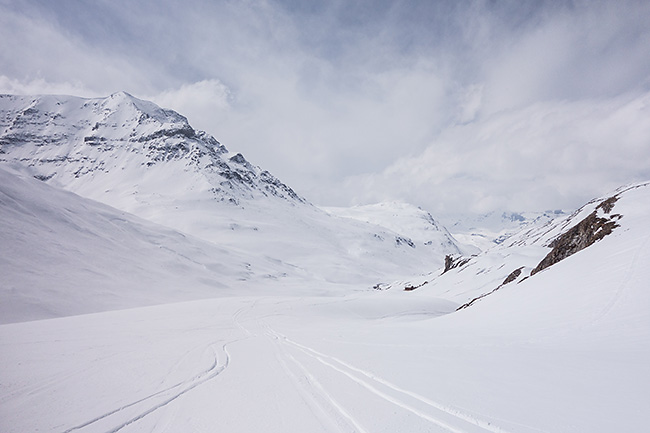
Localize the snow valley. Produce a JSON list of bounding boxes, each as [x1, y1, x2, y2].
[[1, 93, 649, 433]]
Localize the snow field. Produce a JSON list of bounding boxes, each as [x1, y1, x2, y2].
[[2, 179, 649, 432], [1, 93, 649, 433], [3, 231, 649, 433]]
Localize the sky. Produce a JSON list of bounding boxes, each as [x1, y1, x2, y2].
[[1, 0, 650, 218]]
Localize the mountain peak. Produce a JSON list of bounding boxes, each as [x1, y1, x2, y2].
[[0, 93, 304, 208], [111, 90, 134, 98], [102, 91, 190, 125]]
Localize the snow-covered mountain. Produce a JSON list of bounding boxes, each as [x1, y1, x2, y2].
[[443, 209, 568, 250], [0, 92, 302, 206], [0, 92, 465, 294], [382, 181, 650, 306], [325, 201, 476, 256], [0, 165, 310, 324]]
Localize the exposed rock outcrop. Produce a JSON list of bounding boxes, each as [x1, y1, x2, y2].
[[395, 236, 416, 248], [443, 254, 470, 274], [404, 281, 428, 291], [530, 196, 621, 276]]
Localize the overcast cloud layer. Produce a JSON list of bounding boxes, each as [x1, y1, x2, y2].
[[2, 0, 650, 218]]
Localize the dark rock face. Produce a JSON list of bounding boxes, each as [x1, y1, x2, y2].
[[443, 254, 470, 274], [395, 236, 416, 248], [530, 196, 621, 276], [404, 281, 428, 291], [501, 267, 523, 285]]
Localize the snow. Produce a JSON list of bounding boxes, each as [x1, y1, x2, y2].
[[1, 93, 649, 432], [443, 210, 568, 251], [2, 179, 650, 432], [324, 201, 476, 256], [0, 165, 314, 323]]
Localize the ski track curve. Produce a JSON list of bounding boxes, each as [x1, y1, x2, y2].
[[62, 338, 239, 433], [265, 324, 515, 433]]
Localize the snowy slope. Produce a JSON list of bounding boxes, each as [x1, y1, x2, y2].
[[325, 201, 475, 256], [0, 165, 317, 324], [0, 93, 462, 284], [1, 180, 648, 432]]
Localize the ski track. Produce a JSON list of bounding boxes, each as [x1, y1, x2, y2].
[[262, 320, 370, 433], [62, 338, 238, 433], [232, 306, 253, 337], [264, 324, 515, 433], [284, 350, 371, 433], [235, 304, 370, 432], [271, 345, 344, 432]]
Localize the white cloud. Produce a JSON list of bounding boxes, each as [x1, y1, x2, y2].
[[151, 80, 232, 135], [0, 76, 97, 97], [3, 0, 650, 217], [457, 84, 483, 124], [478, 1, 650, 115], [340, 91, 650, 216], [0, 5, 169, 97]]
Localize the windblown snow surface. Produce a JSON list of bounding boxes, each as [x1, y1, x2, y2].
[[1, 94, 649, 432]]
